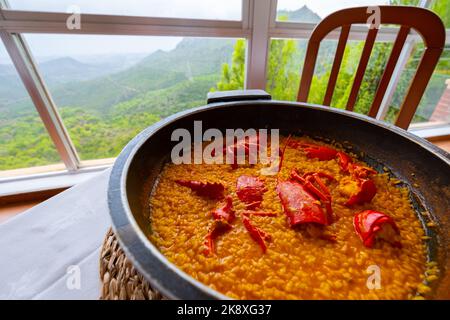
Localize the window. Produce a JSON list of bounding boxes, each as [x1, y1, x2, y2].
[[385, 44, 450, 126], [271, 0, 449, 126], [7, 0, 242, 20], [0, 42, 61, 173], [266, 37, 393, 117], [275, 0, 411, 23], [428, 0, 450, 28], [24, 34, 245, 161]]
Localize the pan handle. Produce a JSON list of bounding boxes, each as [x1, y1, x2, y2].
[[206, 89, 271, 104]]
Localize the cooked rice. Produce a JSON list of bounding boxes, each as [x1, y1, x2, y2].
[[148, 136, 430, 299]]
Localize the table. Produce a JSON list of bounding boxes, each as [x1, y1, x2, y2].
[[0, 169, 111, 300]]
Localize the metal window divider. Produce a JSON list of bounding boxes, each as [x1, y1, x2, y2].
[[244, 0, 274, 89]]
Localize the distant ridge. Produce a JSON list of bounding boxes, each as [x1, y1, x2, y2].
[[277, 5, 321, 23]]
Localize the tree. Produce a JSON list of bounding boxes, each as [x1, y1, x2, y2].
[[212, 39, 245, 91], [266, 39, 300, 100]]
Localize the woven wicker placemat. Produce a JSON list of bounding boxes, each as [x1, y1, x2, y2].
[[99, 228, 164, 300]]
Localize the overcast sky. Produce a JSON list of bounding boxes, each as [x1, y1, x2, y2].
[[278, 0, 390, 17], [1, 0, 391, 62]]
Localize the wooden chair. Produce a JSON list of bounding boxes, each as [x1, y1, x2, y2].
[[297, 6, 446, 129]]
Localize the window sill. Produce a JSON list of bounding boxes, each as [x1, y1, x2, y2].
[[409, 123, 450, 140], [0, 162, 112, 198]]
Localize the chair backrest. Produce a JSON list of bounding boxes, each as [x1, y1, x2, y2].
[[297, 6, 445, 129]]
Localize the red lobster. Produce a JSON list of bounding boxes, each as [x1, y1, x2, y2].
[[277, 169, 334, 227], [175, 180, 224, 200], [353, 210, 401, 248], [204, 196, 235, 255], [276, 175, 337, 242], [218, 133, 286, 173], [219, 133, 260, 169], [288, 141, 377, 206], [236, 175, 275, 252], [242, 214, 272, 253], [236, 175, 267, 209], [288, 141, 338, 161], [338, 152, 378, 206], [290, 170, 335, 224]]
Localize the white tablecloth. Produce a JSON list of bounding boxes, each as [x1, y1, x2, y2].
[[0, 169, 111, 300]]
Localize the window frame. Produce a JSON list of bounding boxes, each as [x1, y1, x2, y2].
[[0, 0, 449, 189]]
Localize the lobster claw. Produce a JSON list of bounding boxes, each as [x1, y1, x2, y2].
[[304, 145, 338, 160], [242, 215, 272, 253], [204, 196, 235, 255], [175, 180, 225, 199], [352, 164, 377, 179], [289, 142, 338, 161], [211, 195, 235, 222], [336, 151, 351, 172], [204, 220, 232, 255], [345, 178, 377, 206], [353, 210, 401, 248]]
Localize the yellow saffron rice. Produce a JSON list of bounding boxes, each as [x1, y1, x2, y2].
[[148, 136, 430, 299]]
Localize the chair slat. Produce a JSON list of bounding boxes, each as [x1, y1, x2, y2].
[[323, 25, 351, 106], [368, 26, 410, 118], [395, 48, 442, 129], [346, 28, 378, 111], [297, 43, 319, 102]]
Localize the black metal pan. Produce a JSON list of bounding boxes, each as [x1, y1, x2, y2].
[[108, 90, 450, 299]]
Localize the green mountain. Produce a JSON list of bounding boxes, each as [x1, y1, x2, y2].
[[277, 5, 322, 23], [41, 38, 235, 115], [0, 55, 137, 118], [0, 38, 237, 168]]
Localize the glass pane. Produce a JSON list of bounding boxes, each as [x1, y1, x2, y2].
[[266, 37, 392, 117], [7, 0, 242, 20], [0, 41, 61, 172], [266, 38, 308, 101], [276, 0, 421, 23], [24, 34, 245, 161], [384, 44, 450, 126], [428, 0, 450, 28]]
